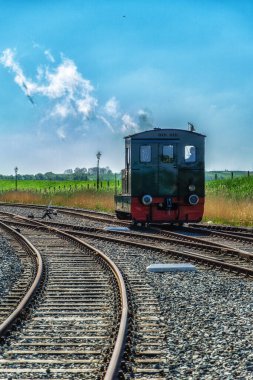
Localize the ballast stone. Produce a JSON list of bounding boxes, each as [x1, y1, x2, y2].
[[147, 263, 197, 273]]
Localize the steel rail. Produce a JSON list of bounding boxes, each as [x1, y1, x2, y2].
[[5, 213, 251, 264], [190, 222, 253, 233], [0, 212, 128, 379], [0, 221, 43, 336], [1, 211, 251, 259], [3, 215, 253, 261], [50, 223, 253, 261], [186, 225, 253, 243], [65, 230, 253, 276]]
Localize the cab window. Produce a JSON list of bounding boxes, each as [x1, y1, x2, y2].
[[140, 145, 151, 163], [161, 145, 174, 163], [185, 145, 196, 163]]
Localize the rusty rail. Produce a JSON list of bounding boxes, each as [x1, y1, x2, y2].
[[0, 212, 129, 379], [0, 221, 43, 336]]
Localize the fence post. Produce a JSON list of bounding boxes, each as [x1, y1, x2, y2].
[[248, 171, 250, 177], [215, 173, 217, 180], [114, 174, 117, 195], [231, 171, 233, 179]]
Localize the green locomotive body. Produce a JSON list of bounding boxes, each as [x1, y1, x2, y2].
[[115, 128, 205, 224]]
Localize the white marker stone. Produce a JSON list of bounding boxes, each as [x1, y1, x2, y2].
[[147, 263, 197, 272], [104, 226, 130, 232]]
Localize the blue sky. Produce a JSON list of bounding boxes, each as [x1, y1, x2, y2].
[[0, 0, 253, 174]]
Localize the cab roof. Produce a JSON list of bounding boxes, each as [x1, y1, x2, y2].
[[125, 128, 206, 139]]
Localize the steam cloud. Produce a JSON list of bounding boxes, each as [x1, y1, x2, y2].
[[0, 48, 153, 138]]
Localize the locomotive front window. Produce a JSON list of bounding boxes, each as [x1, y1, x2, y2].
[[162, 145, 174, 163], [185, 145, 196, 163], [140, 145, 151, 162]]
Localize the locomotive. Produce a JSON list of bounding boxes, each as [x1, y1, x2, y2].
[[115, 127, 205, 225]]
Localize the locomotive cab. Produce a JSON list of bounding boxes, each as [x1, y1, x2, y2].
[[115, 128, 205, 224]]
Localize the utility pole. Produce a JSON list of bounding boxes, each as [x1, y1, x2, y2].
[[14, 166, 18, 191], [96, 151, 102, 191]]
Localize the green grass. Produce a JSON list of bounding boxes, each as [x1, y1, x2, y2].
[[1, 177, 253, 226], [205, 171, 252, 181], [1, 175, 253, 200], [206, 176, 253, 200], [0, 179, 120, 193]]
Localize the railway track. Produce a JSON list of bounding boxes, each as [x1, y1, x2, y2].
[[60, 221, 253, 379], [0, 212, 170, 378], [1, 204, 253, 378], [2, 202, 253, 243], [190, 222, 253, 234], [1, 203, 253, 279], [1, 209, 253, 277], [0, 216, 128, 379]]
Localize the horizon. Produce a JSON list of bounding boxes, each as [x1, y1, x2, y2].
[[0, 168, 252, 177], [1, 1, 253, 174]]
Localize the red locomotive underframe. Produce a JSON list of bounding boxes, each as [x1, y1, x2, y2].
[[131, 197, 205, 223]]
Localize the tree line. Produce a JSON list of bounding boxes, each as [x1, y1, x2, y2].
[[0, 167, 119, 181]]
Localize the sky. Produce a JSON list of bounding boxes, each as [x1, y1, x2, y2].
[[1, 0, 253, 174]]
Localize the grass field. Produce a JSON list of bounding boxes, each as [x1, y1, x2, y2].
[[0, 179, 119, 192], [1, 176, 253, 226], [0, 179, 118, 212], [203, 196, 253, 226], [0, 189, 115, 212], [206, 176, 253, 200], [204, 176, 253, 225]]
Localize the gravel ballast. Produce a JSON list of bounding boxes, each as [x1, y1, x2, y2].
[[1, 205, 253, 378], [0, 234, 22, 299], [85, 239, 253, 379]]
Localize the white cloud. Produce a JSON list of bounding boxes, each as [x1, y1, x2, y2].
[[0, 49, 98, 123], [56, 126, 66, 140], [50, 101, 75, 119], [0, 47, 142, 141], [33, 57, 93, 99], [44, 49, 55, 63], [76, 95, 98, 119], [104, 96, 119, 118], [121, 114, 139, 133], [97, 115, 114, 132], [36, 65, 44, 81], [0, 48, 27, 90]]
